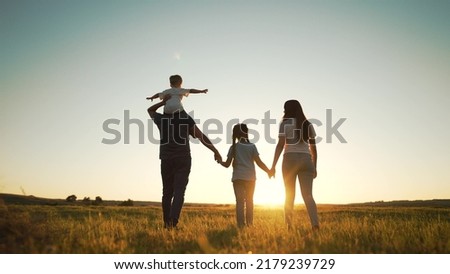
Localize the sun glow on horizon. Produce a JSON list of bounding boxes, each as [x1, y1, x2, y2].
[[253, 178, 285, 206]]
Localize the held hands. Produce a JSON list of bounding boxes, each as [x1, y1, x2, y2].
[[267, 167, 275, 179], [265, 167, 315, 179], [214, 152, 222, 164]]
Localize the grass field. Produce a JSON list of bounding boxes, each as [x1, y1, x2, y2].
[[1, 199, 449, 254]]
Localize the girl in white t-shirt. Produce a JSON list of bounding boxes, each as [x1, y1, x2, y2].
[[270, 100, 319, 230], [220, 124, 272, 228]]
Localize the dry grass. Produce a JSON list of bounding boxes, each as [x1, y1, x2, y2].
[[0, 203, 449, 254]]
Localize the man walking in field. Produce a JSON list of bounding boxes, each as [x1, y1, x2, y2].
[[148, 95, 222, 229]]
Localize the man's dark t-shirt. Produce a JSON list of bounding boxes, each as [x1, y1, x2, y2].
[[152, 111, 196, 160]]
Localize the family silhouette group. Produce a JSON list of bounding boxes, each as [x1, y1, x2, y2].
[[147, 75, 319, 231]]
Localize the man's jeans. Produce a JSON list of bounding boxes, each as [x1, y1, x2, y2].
[[161, 156, 191, 227]]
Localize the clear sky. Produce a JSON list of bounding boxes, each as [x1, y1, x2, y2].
[[1, 0, 449, 205]]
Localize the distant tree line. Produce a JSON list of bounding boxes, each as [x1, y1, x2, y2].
[[65, 195, 134, 206], [118, 199, 134, 207], [65, 195, 103, 205]]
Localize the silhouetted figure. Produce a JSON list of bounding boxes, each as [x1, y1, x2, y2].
[[148, 95, 221, 229], [271, 100, 319, 230], [220, 123, 273, 228], [146, 74, 207, 115]]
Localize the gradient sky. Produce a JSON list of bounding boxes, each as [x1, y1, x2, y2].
[[1, 0, 449, 205]]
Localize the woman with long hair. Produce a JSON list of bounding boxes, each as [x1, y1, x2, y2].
[[270, 100, 319, 230]]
